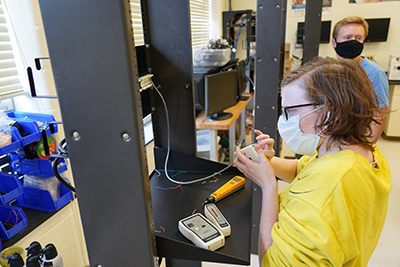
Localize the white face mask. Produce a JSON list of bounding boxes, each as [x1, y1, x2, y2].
[[277, 106, 324, 156]]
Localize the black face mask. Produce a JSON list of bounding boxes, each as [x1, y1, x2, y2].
[[334, 39, 364, 59]]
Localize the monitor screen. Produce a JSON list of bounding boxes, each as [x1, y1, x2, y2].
[[237, 60, 248, 101], [364, 18, 390, 42], [194, 72, 206, 111], [320, 21, 331, 43], [297, 21, 332, 45], [205, 70, 238, 121]]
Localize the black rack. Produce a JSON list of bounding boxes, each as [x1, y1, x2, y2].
[[223, 10, 256, 58], [36, 0, 289, 266]]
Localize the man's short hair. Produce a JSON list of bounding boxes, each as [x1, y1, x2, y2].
[[332, 16, 369, 40]]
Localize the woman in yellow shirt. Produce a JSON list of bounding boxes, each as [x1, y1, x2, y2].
[[235, 57, 391, 266]]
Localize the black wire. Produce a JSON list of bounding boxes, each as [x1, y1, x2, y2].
[[53, 157, 76, 193], [53, 138, 75, 193], [57, 138, 68, 154]]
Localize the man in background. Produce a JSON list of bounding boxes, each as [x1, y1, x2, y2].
[[332, 16, 389, 143]]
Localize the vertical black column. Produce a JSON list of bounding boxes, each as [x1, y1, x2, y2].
[[302, 1, 323, 64], [253, 0, 286, 254], [142, 1, 197, 265], [38, 1, 156, 266], [143, 0, 197, 156]]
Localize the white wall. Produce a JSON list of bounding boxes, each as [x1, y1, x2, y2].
[[4, 0, 59, 115], [210, 1, 224, 40], [229, 0, 400, 71]]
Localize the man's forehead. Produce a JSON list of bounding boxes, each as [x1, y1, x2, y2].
[[338, 23, 365, 36]]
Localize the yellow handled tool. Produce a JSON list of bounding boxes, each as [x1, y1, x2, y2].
[[202, 176, 246, 205]]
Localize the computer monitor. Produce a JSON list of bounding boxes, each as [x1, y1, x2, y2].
[[364, 18, 390, 42], [193, 65, 232, 112], [205, 70, 238, 121], [297, 21, 332, 45], [236, 59, 248, 101], [320, 21, 332, 43], [194, 71, 207, 111]]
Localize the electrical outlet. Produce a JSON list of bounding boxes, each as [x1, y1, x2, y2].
[[366, 55, 375, 61]]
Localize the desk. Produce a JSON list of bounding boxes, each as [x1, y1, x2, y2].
[[196, 93, 253, 163]]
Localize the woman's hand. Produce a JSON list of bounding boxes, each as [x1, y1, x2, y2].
[[234, 144, 276, 189], [254, 130, 275, 161]]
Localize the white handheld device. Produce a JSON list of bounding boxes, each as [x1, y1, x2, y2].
[[178, 213, 225, 251], [237, 143, 259, 162], [204, 203, 231, 237]]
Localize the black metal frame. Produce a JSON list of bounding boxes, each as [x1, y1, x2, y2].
[[38, 1, 156, 266], [222, 10, 255, 59], [143, 0, 197, 157], [302, 1, 323, 64], [35, 0, 308, 265], [252, 0, 287, 254], [38, 1, 253, 266]]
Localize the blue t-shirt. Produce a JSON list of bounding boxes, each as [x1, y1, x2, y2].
[[360, 57, 389, 108]]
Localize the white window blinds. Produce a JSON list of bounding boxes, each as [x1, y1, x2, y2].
[[129, 0, 210, 48], [190, 0, 210, 48], [0, 2, 24, 100], [130, 0, 145, 46]]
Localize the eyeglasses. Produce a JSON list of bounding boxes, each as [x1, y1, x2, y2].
[[282, 102, 321, 120]]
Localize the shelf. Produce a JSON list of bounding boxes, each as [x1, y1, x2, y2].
[[150, 148, 252, 265], [1, 199, 75, 249]]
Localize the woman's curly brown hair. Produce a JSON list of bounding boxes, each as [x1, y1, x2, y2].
[[281, 56, 382, 151]]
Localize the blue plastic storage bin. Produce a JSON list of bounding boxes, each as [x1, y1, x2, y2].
[[16, 182, 73, 213], [0, 127, 21, 155], [0, 205, 27, 240], [9, 154, 67, 178], [0, 173, 23, 205], [10, 119, 41, 146], [7, 111, 58, 136]]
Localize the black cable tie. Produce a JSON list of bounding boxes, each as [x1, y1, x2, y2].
[[49, 123, 55, 134], [41, 129, 50, 157]]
